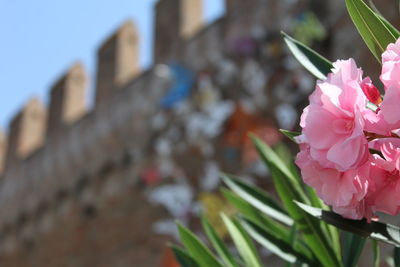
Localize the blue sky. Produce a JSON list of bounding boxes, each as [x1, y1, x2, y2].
[[0, 0, 225, 130]]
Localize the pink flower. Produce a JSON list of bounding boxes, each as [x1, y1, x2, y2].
[[378, 39, 400, 129], [294, 39, 400, 220], [296, 143, 372, 220], [379, 86, 400, 127], [300, 59, 370, 171], [292, 39, 400, 220], [368, 139, 400, 215], [381, 38, 400, 88]]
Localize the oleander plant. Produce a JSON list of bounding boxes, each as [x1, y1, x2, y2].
[[171, 0, 400, 266]]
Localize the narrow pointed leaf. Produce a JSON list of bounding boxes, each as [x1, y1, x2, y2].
[[177, 223, 223, 267], [273, 142, 293, 162], [252, 137, 340, 266], [305, 186, 342, 260], [378, 15, 400, 38], [251, 135, 309, 204], [324, 224, 341, 260], [285, 226, 298, 267], [282, 31, 333, 80], [222, 189, 314, 261], [342, 232, 366, 267], [221, 214, 261, 267], [368, 0, 400, 38], [372, 239, 380, 267], [272, 143, 303, 186], [295, 201, 400, 247], [170, 245, 200, 267], [240, 218, 316, 265], [394, 247, 400, 267], [201, 216, 238, 267], [345, 0, 396, 62], [221, 189, 289, 234], [221, 174, 293, 226], [268, 163, 340, 266], [279, 129, 301, 143]]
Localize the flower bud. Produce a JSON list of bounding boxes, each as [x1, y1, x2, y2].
[[361, 78, 382, 105]]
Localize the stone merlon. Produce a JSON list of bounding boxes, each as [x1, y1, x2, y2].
[[5, 98, 47, 170], [154, 0, 203, 63], [95, 20, 140, 108], [0, 130, 6, 175], [47, 62, 87, 137]]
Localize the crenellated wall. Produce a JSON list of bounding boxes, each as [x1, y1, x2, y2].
[[47, 62, 87, 137], [4, 98, 47, 172], [0, 0, 393, 266], [154, 0, 203, 63], [95, 21, 141, 107]]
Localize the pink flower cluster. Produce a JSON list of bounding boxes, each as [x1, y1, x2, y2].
[[296, 38, 400, 220]]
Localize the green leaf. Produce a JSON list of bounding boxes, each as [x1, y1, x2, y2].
[[326, 225, 341, 261], [368, 0, 400, 38], [221, 188, 290, 235], [272, 143, 303, 187], [273, 143, 293, 164], [345, 0, 396, 62], [170, 245, 200, 267], [285, 226, 297, 267], [252, 137, 340, 266], [177, 223, 223, 267], [221, 174, 294, 226], [279, 129, 301, 143], [304, 186, 342, 260], [221, 214, 262, 267], [379, 16, 400, 39], [251, 135, 309, 204], [295, 201, 400, 247], [269, 164, 340, 266], [282, 31, 333, 80], [201, 216, 238, 267], [305, 186, 326, 210], [240, 218, 316, 265], [394, 247, 400, 267], [222, 189, 315, 262], [372, 239, 380, 267], [342, 232, 366, 267]]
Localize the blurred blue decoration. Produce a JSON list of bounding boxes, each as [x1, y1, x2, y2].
[[223, 147, 240, 162], [161, 63, 194, 108]]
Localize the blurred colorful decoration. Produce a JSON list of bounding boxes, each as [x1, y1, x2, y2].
[[223, 105, 256, 148], [215, 58, 238, 86], [195, 73, 220, 110], [262, 32, 284, 59], [199, 192, 235, 238], [275, 103, 298, 130], [160, 247, 180, 267], [148, 184, 194, 220], [292, 12, 326, 46], [139, 167, 161, 186], [200, 161, 220, 191], [185, 101, 234, 142], [223, 104, 281, 164], [231, 36, 259, 57], [161, 63, 194, 108], [241, 60, 267, 107], [242, 125, 281, 164], [152, 219, 178, 239]]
